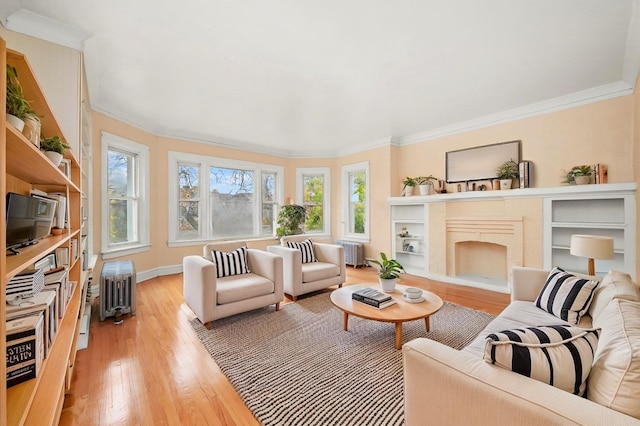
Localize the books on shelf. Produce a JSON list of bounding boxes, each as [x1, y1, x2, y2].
[[352, 287, 397, 309], [6, 313, 44, 388], [594, 164, 608, 184], [6, 268, 45, 300]]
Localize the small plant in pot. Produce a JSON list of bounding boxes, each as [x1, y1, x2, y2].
[[40, 136, 70, 167], [496, 159, 519, 190], [6, 64, 38, 132], [566, 165, 593, 185], [402, 177, 417, 196], [275, 204, 307, 238], [370, 252, 405, 292], [415, 175, 437, 195]]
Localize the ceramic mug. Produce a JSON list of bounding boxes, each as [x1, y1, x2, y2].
[[405, 287, 423, 299]]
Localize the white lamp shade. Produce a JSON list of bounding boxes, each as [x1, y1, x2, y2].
[[569, 235, 615, 260]]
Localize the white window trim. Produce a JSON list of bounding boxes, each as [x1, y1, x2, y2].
[[168, 151, 284, 246], [341, 161, 370, 243], [101, 131, 150, 258], [296, 167, 331, 236]]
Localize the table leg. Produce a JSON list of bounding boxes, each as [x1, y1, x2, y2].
[[395, 322, 402, 349], [424, 316, 430, 332], [343, 312, 349, 331]]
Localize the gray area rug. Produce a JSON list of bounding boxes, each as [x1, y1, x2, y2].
[[190, 292, 495, 426]]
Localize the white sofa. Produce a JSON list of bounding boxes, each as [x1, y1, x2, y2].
[[267, 235, 345, 301], [403, 266, 640, 425], [183, 241, 284, 326]]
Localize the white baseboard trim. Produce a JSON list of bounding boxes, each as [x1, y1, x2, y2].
[[92, 264, 183, 296]]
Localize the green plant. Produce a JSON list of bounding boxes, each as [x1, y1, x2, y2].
[[275, 204, 307, 237], [402, 177, 417, 189], [566, 165, 593, 184], [496, 159, 519, 180], [414, 175, 437, 185], [40, 136, 70, 155], [370, 252, 405, 279], [6, 64, 38, 121]]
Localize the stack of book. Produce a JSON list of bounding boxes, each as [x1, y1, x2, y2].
[[352, 287, 397, 309], [6, 268, 45, 301]]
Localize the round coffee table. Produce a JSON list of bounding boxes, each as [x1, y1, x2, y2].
[[330, 284, 444, 349]]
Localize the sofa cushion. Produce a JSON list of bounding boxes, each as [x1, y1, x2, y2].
[[535, 267, 599, 325], [211, 246, 250, 278], [589, 270, 640, 327], [287, 238, 317, 263], [216, 273, 275, 304], [587, 299, 640, 419], [301, 262, 340, 283], [484, 325, 599, 396]]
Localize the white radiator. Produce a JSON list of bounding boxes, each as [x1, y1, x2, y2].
[[99, 260, 136, 321], [336, 240, 365, 267]]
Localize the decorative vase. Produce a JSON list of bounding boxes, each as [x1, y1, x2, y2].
[[418, 184, 432, 196], [22, 116, 41, 148], [379, 278, 397, 292], [44, 150, 63, 167], [404, 186, 414, 197], [574, 175, 590, 185], [6, 114, 25, 132], [500, 179, 513, 190]]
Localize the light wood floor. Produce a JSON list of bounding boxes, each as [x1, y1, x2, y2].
[[59, 267, 509, 425]]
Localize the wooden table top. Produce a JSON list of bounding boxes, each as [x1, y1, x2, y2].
[[330, 284, 444, 323]]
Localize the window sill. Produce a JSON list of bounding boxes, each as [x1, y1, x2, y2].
[[101, 243, 151, 260]]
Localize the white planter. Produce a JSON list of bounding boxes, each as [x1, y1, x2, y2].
[[418, 184, 432, 196], [379, 278, 397, 292], [575, 175, 590, 185], [6, 114, 25, 132], [44, 150, 63, 167], [500, 179, 513, 190], [22, 116, 41, 148], [404, 186, 415, 197]]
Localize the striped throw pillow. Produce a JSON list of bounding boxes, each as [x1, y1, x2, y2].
[[286, 239, 317, 264], [535, 267, 599, 325], [484, 325, 599, 396], [211, 246, 250, 278]]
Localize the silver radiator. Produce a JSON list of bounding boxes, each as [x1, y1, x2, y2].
[[100, 260, 136, 321], [336, 240, 365, 267]]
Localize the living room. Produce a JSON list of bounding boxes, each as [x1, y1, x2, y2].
[[2, 2, 640, 425]]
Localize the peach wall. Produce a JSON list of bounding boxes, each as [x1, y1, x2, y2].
[[634, 73, 640, 280]]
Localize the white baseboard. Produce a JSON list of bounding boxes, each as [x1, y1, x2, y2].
[[92, 264, 183, 295]]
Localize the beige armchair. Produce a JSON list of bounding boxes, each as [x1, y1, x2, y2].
[[267, 235, 345, 301], [183, 241, 284, 327]]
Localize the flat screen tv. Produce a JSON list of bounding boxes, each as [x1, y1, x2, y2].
[[6, 192, 57, 254]]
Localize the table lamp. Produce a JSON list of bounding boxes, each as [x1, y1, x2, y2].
[[569, 235, 614, 275]]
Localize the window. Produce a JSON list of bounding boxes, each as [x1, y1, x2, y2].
[[169, 152, 283, 244], [101, 132, 150, 258], [296, 168, 330, 234], [341, 162, 369, 241]]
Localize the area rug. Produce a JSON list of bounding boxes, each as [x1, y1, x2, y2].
[[190, 292, 495, 426]]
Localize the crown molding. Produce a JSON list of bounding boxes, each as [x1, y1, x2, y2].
[[3, 9, 91, 50]]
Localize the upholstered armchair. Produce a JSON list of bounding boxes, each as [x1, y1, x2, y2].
[[183, 241, 284, 327], [267, 235, 345, 301]]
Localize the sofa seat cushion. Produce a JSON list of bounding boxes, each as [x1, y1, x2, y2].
[[535, 267, 599, 325], [463, 301, 593, 358], [301, 262, 340, 283], [589, 270, 640, 327], [484, 325, 599, 396], [216, 273, 275, 305], [587, 299, 640, 419]]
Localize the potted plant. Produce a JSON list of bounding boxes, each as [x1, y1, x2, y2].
[[370, 252, 405, 292], [566, 165, 593, 185], [415, 175, 437, 195], [496, 159, 519, 190], [275, 204, 307, 238], [6, 64, 38, 132], [402, 177, 417, 196], [40, 135, 70, 166]]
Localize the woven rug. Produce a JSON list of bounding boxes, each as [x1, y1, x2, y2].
[[190, 292, 495, 426]]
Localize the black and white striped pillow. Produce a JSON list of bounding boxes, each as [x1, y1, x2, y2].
[[211, 246, 250, 278], [484, 325, 599, 396], [535, 267, 599, 325], [286, 239, 317, 264]]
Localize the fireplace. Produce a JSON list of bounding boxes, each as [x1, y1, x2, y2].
[[446, 217, 524, 289]]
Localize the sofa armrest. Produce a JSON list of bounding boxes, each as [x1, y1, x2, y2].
[[313, 242, 345, 268], [510, 266, 550, 302], [246, 248, 283, 290], [403, 338, 638, 425], [267, 245, 302, 293], [183, 255, 218, 323]]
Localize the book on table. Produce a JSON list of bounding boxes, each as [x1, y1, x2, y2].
[[351, 287, 396, 309]]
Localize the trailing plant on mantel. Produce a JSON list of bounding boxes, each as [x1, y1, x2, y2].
[[496, 159, 519, 180], [566, 165, 593, 184]]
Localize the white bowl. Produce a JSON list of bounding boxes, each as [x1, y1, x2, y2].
[[405, 287, 423, 299]]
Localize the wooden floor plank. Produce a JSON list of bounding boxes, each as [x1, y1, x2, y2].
[[60, 266, 509, 425]]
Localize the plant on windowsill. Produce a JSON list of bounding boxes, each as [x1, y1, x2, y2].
[[496, 159, 519, 190], [402, 177, 417, 196], [566, 165, 593, 185], [275, 204, 307, 238], [370, 252, 405, 293], [40, 135, 71, 167], [415, 175, 437, 195]]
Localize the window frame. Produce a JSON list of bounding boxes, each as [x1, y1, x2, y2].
[[101, 131, 150, 259], [341, 161, 370, 243], [168, 151, 284, 246], [296, 167, 331, 236]]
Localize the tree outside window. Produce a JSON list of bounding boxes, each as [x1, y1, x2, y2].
[[303, 175, 324, 232], [350, 171, 366, 234], [107, 149, 138, 244]]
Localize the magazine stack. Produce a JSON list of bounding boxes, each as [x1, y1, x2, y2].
[[352, 287, 397, 309]]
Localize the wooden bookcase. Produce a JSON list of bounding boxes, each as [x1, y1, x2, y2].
[[1, 39, 87, 426]]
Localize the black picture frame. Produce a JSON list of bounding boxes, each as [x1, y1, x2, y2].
[[445, 140, 521, 183]]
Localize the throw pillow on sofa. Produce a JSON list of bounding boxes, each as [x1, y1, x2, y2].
[[484, 324, 599, 396], [286, 238, 317, 263], [588, 270, 640, 327], [211, 246, 250, 278], [535, 267, 599, 325]]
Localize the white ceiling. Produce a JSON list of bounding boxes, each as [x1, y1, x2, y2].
[[2, 1, 639, 157]]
